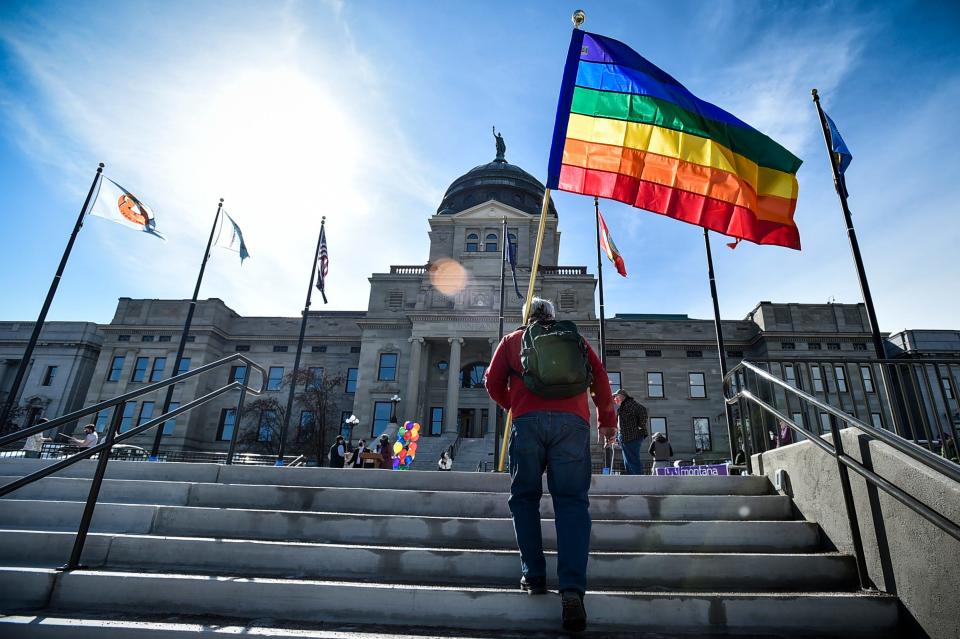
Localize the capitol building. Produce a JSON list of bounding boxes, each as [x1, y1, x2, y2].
[[2, 145, 955, 465]]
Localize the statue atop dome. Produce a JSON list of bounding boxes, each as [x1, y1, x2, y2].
[[493, 126, 506, 162]]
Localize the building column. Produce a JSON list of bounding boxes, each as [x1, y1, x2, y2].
[[444, 337, 463, 434], [487, 338, 498, 436], [404, 337, 424, 424]]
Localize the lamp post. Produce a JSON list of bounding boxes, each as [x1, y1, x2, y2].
[[389, 395, 402, 424], [345, 414, 359, 444]]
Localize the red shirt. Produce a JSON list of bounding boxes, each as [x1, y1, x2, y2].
[[485, 326, 617, 435]]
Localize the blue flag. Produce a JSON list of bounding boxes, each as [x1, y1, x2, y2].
[[215, 211, 250, 263], [824, 111, 852, 175], [506, 239, 523, 300]]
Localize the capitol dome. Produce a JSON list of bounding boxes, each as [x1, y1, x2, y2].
[[436, 132, 558, 217]]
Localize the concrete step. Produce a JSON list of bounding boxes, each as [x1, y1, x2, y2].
[[1, 476, 793, 520], [0, 460, 774, 495], [0, 568, 900, 636], [0, 501, 824, 552], [0, 530, 856, 592]]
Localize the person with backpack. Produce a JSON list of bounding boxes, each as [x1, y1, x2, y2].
[[485, 297, 616, 633], [648, 432, 674, 474], [613, 389, 648, 475]]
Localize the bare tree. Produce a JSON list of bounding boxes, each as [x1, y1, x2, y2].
[[236, 368, 345, 463]]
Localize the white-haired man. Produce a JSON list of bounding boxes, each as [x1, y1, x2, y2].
[[485, 297, 615, 633]]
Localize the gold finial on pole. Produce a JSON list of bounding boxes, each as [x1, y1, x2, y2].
[[572, 10, 586, 29]]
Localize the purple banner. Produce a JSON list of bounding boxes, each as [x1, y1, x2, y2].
[[655, 463, 729, 477]]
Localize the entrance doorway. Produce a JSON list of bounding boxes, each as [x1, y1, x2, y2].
[[457, 409, 473, 438]]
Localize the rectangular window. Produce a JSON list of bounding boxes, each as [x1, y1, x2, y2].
[[297, 411, 315, 441], [108, 355, 125, 381], [258, 410, 276, 441], [346, 368, 359, 393], [853, 343, 867, 351], [176, 358, 191, 375], [647, 372, 664, 398], [311, 345, 327, 353], [688, 372, 706, 398], [267, 367, 284, 391], [860, 366, 874, 393], [783, 364, 798, 389], [811, 366, 824, 393], [807, 342, 822, 350], [781, 342, 795, 350], [137, 401, 154, 427], [185, 335, 196, 343], [149, 357, 166, 382], [131, 357, 149, 382], [307, 367, 324, 390], [158, 335, 172, 342], [235, 344, 250, 352], [605, 349, 620, 358], [217, 409, 236, 441], [430, 407, 444, 436], [942, 378, 955, 400], [163, 402, 179, 435], [727, 350, 744, 358], [870, 413, 883, 429], [607, 371, 621, 391], [94, 411, 110, 433], [273, 345, 288, 353], [117, 335, 131, 342], [119, 403, 137, 433], [791, 412, 805, 429], [372, 401, 393, 437], [686, 350, 703, 358], [819, 413, 832, 434], [340, 411, 353, 439], [834, 366, 848, 393], [141, 335, 154, 342], [693, 417, 711, 452], [350, 346, 361, 353], [378, 353, 398, 381], [827, 343, 841, 351], [649, 417, 667, 437], [229, 365, 247, 384], [645, 350, 662, 358], [42, 366, 57, 386]]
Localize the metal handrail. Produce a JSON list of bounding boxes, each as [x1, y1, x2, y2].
[[724, 359, 960, 593], [0, 352, 266, 571], [448, 434, 463, 460]]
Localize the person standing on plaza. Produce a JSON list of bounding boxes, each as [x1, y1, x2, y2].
[[485, 297, 616, 633], [22, 418, 52, 459], [613, 389, 648, 475], [351, 439, 368, 468], [377, 434, 392, 469], [648, 432, 673, 474], [328, 435, 346, 468]]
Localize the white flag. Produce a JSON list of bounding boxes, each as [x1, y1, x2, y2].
[[89, 177, 165, 240], [215, 211, 250, 263]]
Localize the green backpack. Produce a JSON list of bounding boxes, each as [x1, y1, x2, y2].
[[519, 320, 593, 398]]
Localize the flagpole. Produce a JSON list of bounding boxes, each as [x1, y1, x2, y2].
[[497, 189, 551, 471], [703, 229, 737, 460], [594, 197, 608, 368], [148, 198, 223, 459], [0, 163, 103, 432], [811, 89, 904, 436], [277, 216, 325, 466], [494, 216, 509, 470]]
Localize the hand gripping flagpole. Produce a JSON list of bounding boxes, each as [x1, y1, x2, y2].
[[277, 216, 326, 466], [497, 9, 585, 472], [150, 198, 223, 459], [0, 163, 103, 432]]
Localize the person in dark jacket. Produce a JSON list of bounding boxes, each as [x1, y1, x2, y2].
[[328, 435, 346, 468], [648, 432, 673, 475], [377, 434, 393, 469], [351, 439, 368, 468], [613, 389, 647, 475], [486, 297, 616, 633]]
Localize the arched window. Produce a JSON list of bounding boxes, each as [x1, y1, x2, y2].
[[485, 233, 498, 252], [508, 232, 518, 257], [466, 233, 479, 252], [459, 362, 488, 389]]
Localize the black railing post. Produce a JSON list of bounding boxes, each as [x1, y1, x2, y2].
[[226, 366, 249, 465], [827, 415, 870, 590], [60, 401, 124, 571]]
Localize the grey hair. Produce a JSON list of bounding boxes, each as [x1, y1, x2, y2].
[[528, 297, 556, 323]]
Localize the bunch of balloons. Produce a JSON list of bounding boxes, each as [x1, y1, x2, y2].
[[392, 421, 421, 470]]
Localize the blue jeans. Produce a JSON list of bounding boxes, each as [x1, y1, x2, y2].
[[620, 438, 644, 475], [508, 411, 591, 595]]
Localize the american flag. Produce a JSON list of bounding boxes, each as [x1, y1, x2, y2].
[[316, 223, 329, 303]]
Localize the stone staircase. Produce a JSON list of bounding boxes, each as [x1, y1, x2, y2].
[[0, 458, 901, 637]]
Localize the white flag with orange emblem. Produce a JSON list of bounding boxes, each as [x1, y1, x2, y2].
[[89, 177, 165, 240]]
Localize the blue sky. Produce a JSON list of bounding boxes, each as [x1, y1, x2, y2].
[[1, 0, 958, 331]]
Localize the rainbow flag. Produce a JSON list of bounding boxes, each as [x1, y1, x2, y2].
[[547, 31, 803, 250]]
